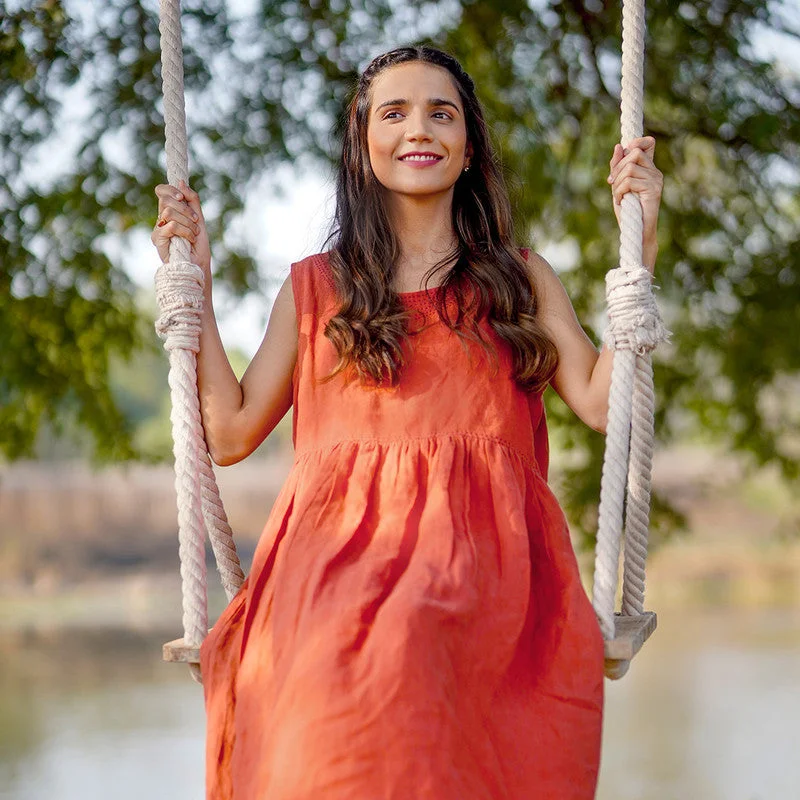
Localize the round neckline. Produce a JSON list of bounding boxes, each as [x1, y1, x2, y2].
[[394, 284, 444, 299], [317, 252, 447, 305]]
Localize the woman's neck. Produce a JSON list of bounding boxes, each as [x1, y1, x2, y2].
[[386, 192, 458, 291]]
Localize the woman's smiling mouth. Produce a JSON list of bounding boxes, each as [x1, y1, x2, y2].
[[398, 152, 444, 165]]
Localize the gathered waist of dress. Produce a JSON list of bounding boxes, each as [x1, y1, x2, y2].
[[293, 431, 542, 477]]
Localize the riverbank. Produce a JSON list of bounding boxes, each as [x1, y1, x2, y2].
[[1, 445, 798, 632]]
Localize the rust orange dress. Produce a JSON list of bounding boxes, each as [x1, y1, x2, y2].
[[200, 251, 605, 800]]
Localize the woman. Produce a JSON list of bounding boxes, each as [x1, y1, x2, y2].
[[153, 45, 663, 800]]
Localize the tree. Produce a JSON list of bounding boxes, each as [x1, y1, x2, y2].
[[2, 0, 798, 537]]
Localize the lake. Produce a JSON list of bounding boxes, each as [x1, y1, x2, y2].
[[1, 606, 798, 800]]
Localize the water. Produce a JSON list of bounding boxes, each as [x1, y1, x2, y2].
[[0, 629, 206, 800], [599, 610, 800, 799], [1, 608, 798, 800]]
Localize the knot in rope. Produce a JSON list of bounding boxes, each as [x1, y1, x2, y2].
[[603, 265, 669, 354], [154, 260, 206, 353]]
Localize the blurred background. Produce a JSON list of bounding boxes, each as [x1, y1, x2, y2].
[[1, 0, 799, 798]]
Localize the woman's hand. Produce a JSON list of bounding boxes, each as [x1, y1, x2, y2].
[[151, 180, 211, 274], [607, 136, 663, 270]]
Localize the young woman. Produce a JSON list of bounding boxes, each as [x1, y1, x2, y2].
[[152, 45, 663, 800]]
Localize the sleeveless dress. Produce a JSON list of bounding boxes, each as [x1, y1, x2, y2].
[[199, 251, 605, 800]]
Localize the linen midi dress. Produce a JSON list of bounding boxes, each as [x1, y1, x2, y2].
[[200, 251, 605, 800]]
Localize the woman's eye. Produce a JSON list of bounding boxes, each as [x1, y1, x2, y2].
[[383, 111, 402, 120], [432, 111, 452, 120]]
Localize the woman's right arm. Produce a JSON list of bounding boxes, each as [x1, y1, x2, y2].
[[152, 181, 298, 466]]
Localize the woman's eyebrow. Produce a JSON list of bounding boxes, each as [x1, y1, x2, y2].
[[375, 98, 407, 111], [374, 98, 460, 112], [429, 98, 459, 112]]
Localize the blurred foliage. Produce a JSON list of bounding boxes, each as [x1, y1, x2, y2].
[[27, 305, 288, 461], [1, 0, 798, 539]]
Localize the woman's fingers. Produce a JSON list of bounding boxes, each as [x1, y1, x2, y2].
[[155, 182, 201, 224], [155, 183, 184, 205], [606, 137, 661, 265], [150, 226, 171, 262], [157, 201, 199, 233], [611, 176, 658, 205], [178, 180, 202, 221], [151, 187, 199, 261], [152, 219, 199, 255], [609, 160, 662, 187], [621, 136, 655, 156], [150, 221, 195, 254], [607, 136, 656, 183], [153, 182, 202, 240], [607, 150, 652, 184], [607, 135, 662, 207], [609, 143, 625, 172], [617, 136, 656, 161], [152, 181, 212, 270]]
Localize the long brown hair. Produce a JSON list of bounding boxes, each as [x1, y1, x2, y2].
[[324, 45, 558, 393]]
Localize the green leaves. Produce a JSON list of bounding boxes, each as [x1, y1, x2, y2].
[[1, 0, 798, 540]]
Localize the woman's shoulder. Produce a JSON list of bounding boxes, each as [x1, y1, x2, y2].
[[518, 248, 573, 321], [519, 247, 553, 273], [519, 247, 561, 290]]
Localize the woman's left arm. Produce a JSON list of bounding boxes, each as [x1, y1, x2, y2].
[[527, 136, 663, 434]]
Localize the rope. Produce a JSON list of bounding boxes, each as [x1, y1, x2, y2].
[[621, 354, 657, 615], [156, 0, 244, 680], [200, 449, 246, 601], [592, 0, 668, 643]]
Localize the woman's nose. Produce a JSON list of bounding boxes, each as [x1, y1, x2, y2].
[[404, 110, 433, 142]]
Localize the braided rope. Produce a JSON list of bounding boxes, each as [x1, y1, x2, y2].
[[592, 0, 668, 643], [593, 347, 635, 639], [200, 450, 246, 601], [621, 354, 656, 615], [154, 260, 208, 665], [156, 0, 244, 679]]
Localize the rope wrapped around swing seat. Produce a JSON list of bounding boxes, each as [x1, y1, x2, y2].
[[591, 0, 669, 677], [155, 0, 244, 681]]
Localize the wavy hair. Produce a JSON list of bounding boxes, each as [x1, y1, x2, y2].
[[324, 45, 558, 393]]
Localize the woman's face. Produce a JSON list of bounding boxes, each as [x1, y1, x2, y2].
[[366, 62, 470, 203]]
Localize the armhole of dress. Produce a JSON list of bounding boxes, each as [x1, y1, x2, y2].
[[288, 260, 305, 451], [289, 260, 304, 323]]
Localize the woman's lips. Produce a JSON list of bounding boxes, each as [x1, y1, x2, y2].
[[398, 153, 444, 167]]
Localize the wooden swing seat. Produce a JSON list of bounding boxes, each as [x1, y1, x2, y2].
[[605, 610, 657, 660], [162, 610, 657, 670], [163, 637, 201, 665]]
